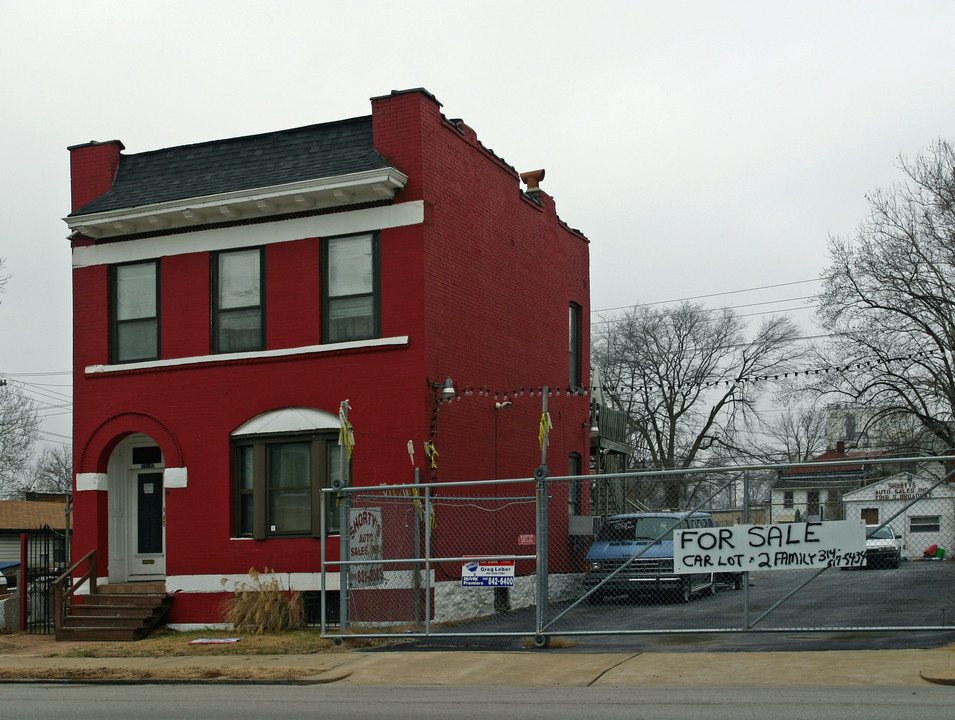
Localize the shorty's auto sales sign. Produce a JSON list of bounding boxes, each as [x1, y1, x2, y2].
[[348, 508, 384, 588]]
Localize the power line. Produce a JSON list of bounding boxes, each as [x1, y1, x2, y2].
[[592, 278, 822, 314]]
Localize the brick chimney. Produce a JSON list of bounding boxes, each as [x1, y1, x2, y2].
[[68, 140, 124, 212]]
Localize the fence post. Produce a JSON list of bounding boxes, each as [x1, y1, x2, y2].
[[535, 465, 549, 636], [19, 533, 27, 631], [742, 470, 751, 630], [535, 386, 551, 638], [339, 491, 350, 632]]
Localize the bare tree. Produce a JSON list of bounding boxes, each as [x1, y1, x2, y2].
[[594, 301, 802, 508], [26, 444, 73, 496], [0, 258, 8, 300], [814, 138, 955, 451], [737, 405, 831, 465], [0, 381, 40, 499]]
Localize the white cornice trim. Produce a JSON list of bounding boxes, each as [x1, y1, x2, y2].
[[71, 201, 424, 268], [65, 167, 409, 239], [85, 336, 409, 375]]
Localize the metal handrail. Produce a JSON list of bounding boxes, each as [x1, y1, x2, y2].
[[53, 550, 97, 633]]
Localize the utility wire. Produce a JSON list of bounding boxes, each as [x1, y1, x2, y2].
[[592, 278, 821, 314]]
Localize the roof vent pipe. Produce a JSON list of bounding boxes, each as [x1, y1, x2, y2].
[[520, 169, 545, 190]]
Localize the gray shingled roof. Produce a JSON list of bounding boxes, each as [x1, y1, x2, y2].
[[70, 116, 392, 216]]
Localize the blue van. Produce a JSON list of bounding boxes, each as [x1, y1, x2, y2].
[[583, 512, 739, 603]]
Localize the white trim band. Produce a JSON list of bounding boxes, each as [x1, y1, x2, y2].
[[72, 201, 424, 268], [86, 336, 409, 374], [76, 473, 108, 491]]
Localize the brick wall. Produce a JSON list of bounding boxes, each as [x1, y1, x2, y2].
[[69, 90, 591, 622], [68, 141, 123, 212]]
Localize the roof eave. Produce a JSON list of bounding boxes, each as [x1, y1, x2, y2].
[[64, 167, 409, 239]]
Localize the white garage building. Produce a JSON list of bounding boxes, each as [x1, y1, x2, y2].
[[842, 473, 955, 560]]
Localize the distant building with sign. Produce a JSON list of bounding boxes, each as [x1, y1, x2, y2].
[[842, 473, 955, 560], [770, 441, 880, 523]]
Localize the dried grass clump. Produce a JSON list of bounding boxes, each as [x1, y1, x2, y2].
[[220, 568, 303, 634]]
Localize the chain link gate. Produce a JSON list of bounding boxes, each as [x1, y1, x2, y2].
[[320, 455, 955, 644]]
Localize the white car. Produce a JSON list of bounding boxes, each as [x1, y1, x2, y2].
[[865, 525, 902, 569]]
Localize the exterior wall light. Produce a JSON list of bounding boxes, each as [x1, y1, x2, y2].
[[434, 377, 456, 402]]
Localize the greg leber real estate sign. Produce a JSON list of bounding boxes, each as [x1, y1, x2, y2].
[[461, 559, 515, 587], [674, 520, 866, 573]]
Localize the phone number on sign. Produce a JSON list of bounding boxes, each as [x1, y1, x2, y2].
[[461, 576, 514, 587]]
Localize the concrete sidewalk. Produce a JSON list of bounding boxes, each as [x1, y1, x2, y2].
[[1, 647, 954, 686]]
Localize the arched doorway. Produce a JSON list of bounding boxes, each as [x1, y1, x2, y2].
[[106, 434, 166, 582]]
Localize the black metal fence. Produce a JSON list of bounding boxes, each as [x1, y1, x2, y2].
[[23, 525, 70, 634]]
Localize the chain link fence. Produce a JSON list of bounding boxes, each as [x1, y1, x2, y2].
[[321, 456, 955, 643]]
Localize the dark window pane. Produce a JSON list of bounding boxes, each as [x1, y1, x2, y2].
[[239, 494, 254, 536], [270, 488, 311, 533], [328, 236, 373, 297], [218, 249, 261, 309], [269, 444, 310, 488], [237, 446, 254, 491], [217, 308, 263, 352], [569, 303, 581, 387], [116, 263, 157, 320], [268, 443, 311, 534], [132, 446, 163, 466], [117, 319, 158, 361], [328, 296, 374, 342]]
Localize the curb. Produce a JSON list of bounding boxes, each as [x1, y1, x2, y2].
[[919, 672, 955, 687], [0, 671, 353, 686]]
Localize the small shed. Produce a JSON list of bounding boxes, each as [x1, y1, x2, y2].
[[842, 473, 955, 560]]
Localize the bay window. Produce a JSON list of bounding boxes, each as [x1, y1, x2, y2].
[[234, 433, 343, 538]]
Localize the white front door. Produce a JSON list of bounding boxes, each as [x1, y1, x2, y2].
[[128, 469, 165, 578], [107, 435, 166, 582]]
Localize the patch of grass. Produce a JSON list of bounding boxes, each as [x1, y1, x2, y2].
[[0, 665, 328, 682], [221, 568, 303, 634], [52, 628, 338, 658]]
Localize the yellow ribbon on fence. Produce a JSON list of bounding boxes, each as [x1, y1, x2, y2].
[[538, 411, 552, 450], [424, 441, 438, 470], [338, 401, 355, 460]]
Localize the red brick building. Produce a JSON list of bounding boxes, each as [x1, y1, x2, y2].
[[66, 89, 590, 627]]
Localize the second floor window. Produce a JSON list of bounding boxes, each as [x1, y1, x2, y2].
[[323, 233, 380, 343], [213, 248, 264, 353], [111, 260, 160, 363]]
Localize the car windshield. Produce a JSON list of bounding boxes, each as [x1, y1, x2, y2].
[[866, 526, 893, 539], [595, 517, 681, 542]]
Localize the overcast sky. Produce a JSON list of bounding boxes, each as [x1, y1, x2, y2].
[[2, 1, 954, 449]]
